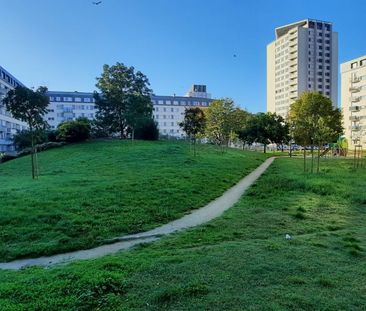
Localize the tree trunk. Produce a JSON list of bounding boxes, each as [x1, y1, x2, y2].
[[311, 145, 314, 174], [193, 136, 196, 157], [317, 142, 321, 173], [303, 147, 306, 173], [30, 125, 36, 179], [263, 144, 267, 153]]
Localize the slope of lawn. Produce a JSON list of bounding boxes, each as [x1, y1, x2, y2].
[[0, 140, 267, 261], [0, 157, 365, 310]]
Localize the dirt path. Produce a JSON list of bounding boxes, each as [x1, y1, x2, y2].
[[0, 157, 275, 270]]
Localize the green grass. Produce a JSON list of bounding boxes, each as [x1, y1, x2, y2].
[[0, 157, 365, 310], [0, 140, 267, 261]]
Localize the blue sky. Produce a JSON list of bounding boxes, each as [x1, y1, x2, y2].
[[1, 0, 366, 112]]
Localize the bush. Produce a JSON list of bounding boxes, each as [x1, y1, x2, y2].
[[134, 118, 159, 140], [57, 118, 91, 143], [13, 129, 48, 150]]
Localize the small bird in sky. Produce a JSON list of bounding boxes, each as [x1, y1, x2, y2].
[[233, 54, 237, 58], [92, 1, 102, 5]]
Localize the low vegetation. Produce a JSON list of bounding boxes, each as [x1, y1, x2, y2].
[[0, 157, 365, 310], [0, 140, 266, 261]]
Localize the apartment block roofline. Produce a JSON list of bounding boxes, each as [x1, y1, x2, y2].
[[0, 65, 25, 87], [275, 18, 332, 39]]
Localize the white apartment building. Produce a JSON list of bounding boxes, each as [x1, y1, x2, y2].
[[0, 66, 27, 153], [341, 55, 366, 148], [267, 19, 338, 117], [45, 85, 212, 137], [152, 85, 212, 137], [45, 91, 96, 129]]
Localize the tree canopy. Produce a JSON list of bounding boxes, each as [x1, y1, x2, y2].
[[3, 86, 49, 179], [94, 63, 153, 139]]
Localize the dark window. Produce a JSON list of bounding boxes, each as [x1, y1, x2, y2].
[[325, 40, 330, 44], [325, 85, 330, 89], [326, 79, 330, 83], [325, 59, 330, 64], [318, 78, 322, 82], [309, 51, 311, 55], [308, 84, 312, 88], [325, 72, 330, 76], [309, 21, 315, 28], [326, 91, 330, 96], [326, 46, 330, 51], [309, 58, 311, 62], [319, 52, 323, 56], [319, 45, 323, 50], [317, 22, 323, 30], [318, 59, 323, 63], [317, 72, 322, 76], [319, 65, 323, 70], [317, 39, 322, 43], [325, 24, 331, 31], [325, 53, 330, 57], [325, 33, 330, 38]]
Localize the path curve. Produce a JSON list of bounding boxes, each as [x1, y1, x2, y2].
[[0, 157, 275, 270]]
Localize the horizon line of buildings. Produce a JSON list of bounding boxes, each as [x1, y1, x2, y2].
[[0, 70, 212, 153], [1, 17, 365, 153]]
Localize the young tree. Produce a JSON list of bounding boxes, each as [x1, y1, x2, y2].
[[288, 92, 343, 173], [205, 99, 235, 151], [3, 86, 49, 179], [94, 63, 153, 139], [270, 113, 290, 152], [179, 107, 206, 156]]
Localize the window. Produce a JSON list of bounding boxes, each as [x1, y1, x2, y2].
[[317, 39, 322, 43], [75, 97, 81, 102], [84, 98, 91, 103], [49, 96, 55, 101], [171, 108, 174, 112], [56, 97, 61, 101], [64, 97, 72, 102], [317, 22, 323, 30], [325, 40, 330, 44], [165, 100, 171, 105], [319, 52, 323, 56], [318, 65, 323, 70], [163, 107, 166, 112], [318, 78, 322, 82], [351, 62, 358, 69], [360, 59, 366, 66]]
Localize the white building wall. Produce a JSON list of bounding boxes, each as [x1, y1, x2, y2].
[[341, 55, 366, 148]]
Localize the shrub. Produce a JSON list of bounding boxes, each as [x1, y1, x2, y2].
[[134, 118, 159, 140], [57, 118, 91, 143]]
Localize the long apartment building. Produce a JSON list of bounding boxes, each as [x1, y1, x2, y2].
[[0, 66, 27, 153], [341, 55, 366, 148], [267, 19, 338, 117], [45, 85, 212, 138]]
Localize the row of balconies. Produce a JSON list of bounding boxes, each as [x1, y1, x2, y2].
[[350, 96, 362, 103], [350, 76, 362, 83], [349, 106, 362, 112]]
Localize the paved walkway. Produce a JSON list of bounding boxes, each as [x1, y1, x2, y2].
[[0, 157, 275, 270]]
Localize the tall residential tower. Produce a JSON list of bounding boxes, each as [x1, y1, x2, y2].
[[267, 19, 338, 117]]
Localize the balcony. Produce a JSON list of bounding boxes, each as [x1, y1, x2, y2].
[[350, 76, 362, 83], [350, 116, 360, 122], [289, 60, 297, 67], [350, 106, 361, 112], [351, 125, 362, 131], [350, 96, 362, 103], [289, 73, 297, 80], [349, 86, 361, 93]]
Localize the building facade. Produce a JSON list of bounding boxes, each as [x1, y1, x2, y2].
[[45, 85, 212, 138], [45, 91, 96, 129], [341, 55, 366, 148], [267, 19, 338, 117], [0, 66, 27, 153]]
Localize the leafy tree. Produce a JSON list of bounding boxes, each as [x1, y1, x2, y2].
[[288, 92, 343, 172], [3, 86, 49, 179], [179, 107, 206, 156], [229, 108, 250, 147], [270, 113, 290, 151], [205, 99, 235, 150], [57, 118, 91, 143], [94, 63, 153, 139]]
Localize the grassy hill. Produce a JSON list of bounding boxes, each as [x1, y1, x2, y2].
[[0, 140, 267, 261], [0, 157, 365, 310]]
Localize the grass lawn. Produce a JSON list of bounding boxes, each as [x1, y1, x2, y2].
[[0, 140, 267, 261], [0, 157, 365, 310]]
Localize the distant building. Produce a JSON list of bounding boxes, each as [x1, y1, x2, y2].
[[45, 91, 96, 129], [341, 55, 366, 148], [45, 85, 212, 138], [267, 19, 338, 117], [0, 66, 27, 153]]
